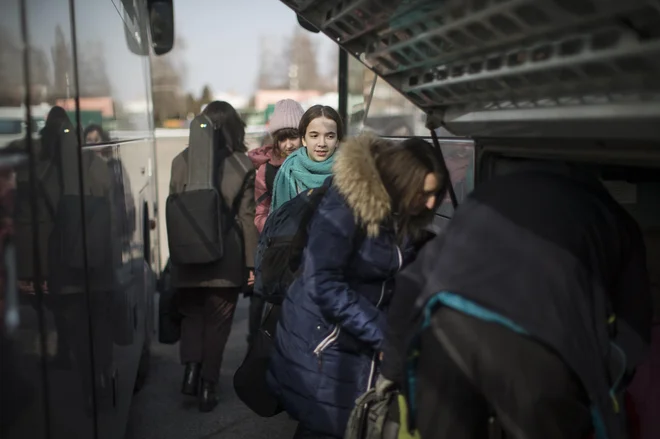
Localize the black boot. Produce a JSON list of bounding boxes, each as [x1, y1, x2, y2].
[[181, 362, 201, 396], [198, 380, 218, 412]]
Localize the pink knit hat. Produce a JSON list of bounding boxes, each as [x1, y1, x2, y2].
[[268, 99, 304, 135]]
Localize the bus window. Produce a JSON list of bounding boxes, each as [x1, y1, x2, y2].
[[347, 63, 428, 137], [0, 119, 21, 133], [2, 2, 50, 438], [73, 0, 153, 136], [436, 139, 475, 218], [345, 55, 474, 219]]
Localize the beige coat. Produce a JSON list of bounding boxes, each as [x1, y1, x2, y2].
[[168, 148, 258, 288]]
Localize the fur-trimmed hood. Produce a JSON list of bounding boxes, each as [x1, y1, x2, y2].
[[333, 133, 391, 237]]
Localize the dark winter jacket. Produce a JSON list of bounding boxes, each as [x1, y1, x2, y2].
[[402, 171, 652, 439], [266, 135, 417, 438]]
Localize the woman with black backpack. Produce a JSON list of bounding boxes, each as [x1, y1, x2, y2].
[[266, 134, 447, 439]]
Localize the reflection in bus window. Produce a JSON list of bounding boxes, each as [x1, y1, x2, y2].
[[347, 63, 428, 137], [2, 3, 50, 437], [436, 140, 475, 218]]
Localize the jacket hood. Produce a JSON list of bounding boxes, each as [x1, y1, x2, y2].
[[333, 133, 390, 237], [248, 144, 272, 168]]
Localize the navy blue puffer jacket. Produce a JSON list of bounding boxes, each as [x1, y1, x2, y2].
[[266, 135, 416, 437]]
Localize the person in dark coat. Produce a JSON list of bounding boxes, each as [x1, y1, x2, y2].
[[266, 134, 447, 439], [392, 167, 652, 439], [169, 101, 259, 412], [83, 124, 137, 248]]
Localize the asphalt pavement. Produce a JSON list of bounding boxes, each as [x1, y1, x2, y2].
[[125, 136, 297, 439], [124, 298, 297, 439]]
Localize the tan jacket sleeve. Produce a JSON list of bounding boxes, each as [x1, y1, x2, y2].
[[237, 168, 259, 268]]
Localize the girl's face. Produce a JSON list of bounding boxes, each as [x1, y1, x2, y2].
[[409, 172, 440, 216], [278, 135, 301, 157], [85, 129, 103, 145], [303, 117, 339, 162]]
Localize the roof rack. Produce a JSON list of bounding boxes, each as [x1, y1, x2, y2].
[[282, 0, 660, 139]]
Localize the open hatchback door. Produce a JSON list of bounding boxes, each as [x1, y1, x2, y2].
[[280, 0, 660, 140], [280, 2, 660, 438]]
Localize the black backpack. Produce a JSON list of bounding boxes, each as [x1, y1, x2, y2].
[[165, 114, 233, 265], [256, 162, 278, 206], [253, 180, 333, 304]]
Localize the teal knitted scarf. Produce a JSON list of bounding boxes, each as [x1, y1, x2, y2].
[[270, 147, 335, 211]]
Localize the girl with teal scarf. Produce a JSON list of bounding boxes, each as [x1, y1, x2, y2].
[[270, 105, 344, 211]]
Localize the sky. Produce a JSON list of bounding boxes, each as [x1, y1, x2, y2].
[[5, 0, 338, 103], [173, 0, 338, 98]]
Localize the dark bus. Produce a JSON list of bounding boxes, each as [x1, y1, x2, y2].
[[3, 0, 659, 438], [0, 1, 172, 439]]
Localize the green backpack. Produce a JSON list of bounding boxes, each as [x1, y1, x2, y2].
[[345, 382, 420, 439]]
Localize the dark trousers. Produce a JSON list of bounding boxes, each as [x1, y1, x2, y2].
[[178, 287, 239, 383], [416, 307, 593, 439], [248, 295, 266, 345]]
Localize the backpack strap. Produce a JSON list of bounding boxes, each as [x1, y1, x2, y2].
[[264, 162, 277, 196], [227, 156, 251, 227], [256, 191, 270, 206], [256, 162, 278, 206]]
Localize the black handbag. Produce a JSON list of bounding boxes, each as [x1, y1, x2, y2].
[[233, 303, 283, 417], [158, 259, 182, 345]]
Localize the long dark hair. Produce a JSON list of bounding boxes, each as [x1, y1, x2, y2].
[[298, 105, 344, 141], [202, 101, 247, 153], [272, 127, 299, 157], [40, 106, 72, 161], [83, 124, 110, 144], [375, 138, 447, 239]]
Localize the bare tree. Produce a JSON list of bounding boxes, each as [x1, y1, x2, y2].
[[77, 41, 112, 97], [51, 25, 74, 100], [256, 35, 288, 90], [30, 48, 51, 95], [185, 92, 200, 117], [200, 85, 213, 105], [151, 37, 187, 125], [256, 35, 271, 89], [0, 26, 23, 106], [284, 28, 320, 90], [347, 53, 365, 95]]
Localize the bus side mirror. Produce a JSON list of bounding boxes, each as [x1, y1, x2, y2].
[[297, 14, 319, 33], [148, 0, 175, 55]]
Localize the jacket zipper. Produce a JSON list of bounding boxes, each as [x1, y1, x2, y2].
[[367, 243, 403, 390], [314, 325, 340, 370], [313, 325, 340, 356]]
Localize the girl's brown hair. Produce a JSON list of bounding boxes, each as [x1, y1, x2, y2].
[[298, 105, 344, 141], [375, 138, 448, 239], [272, 127, 300, 156]]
